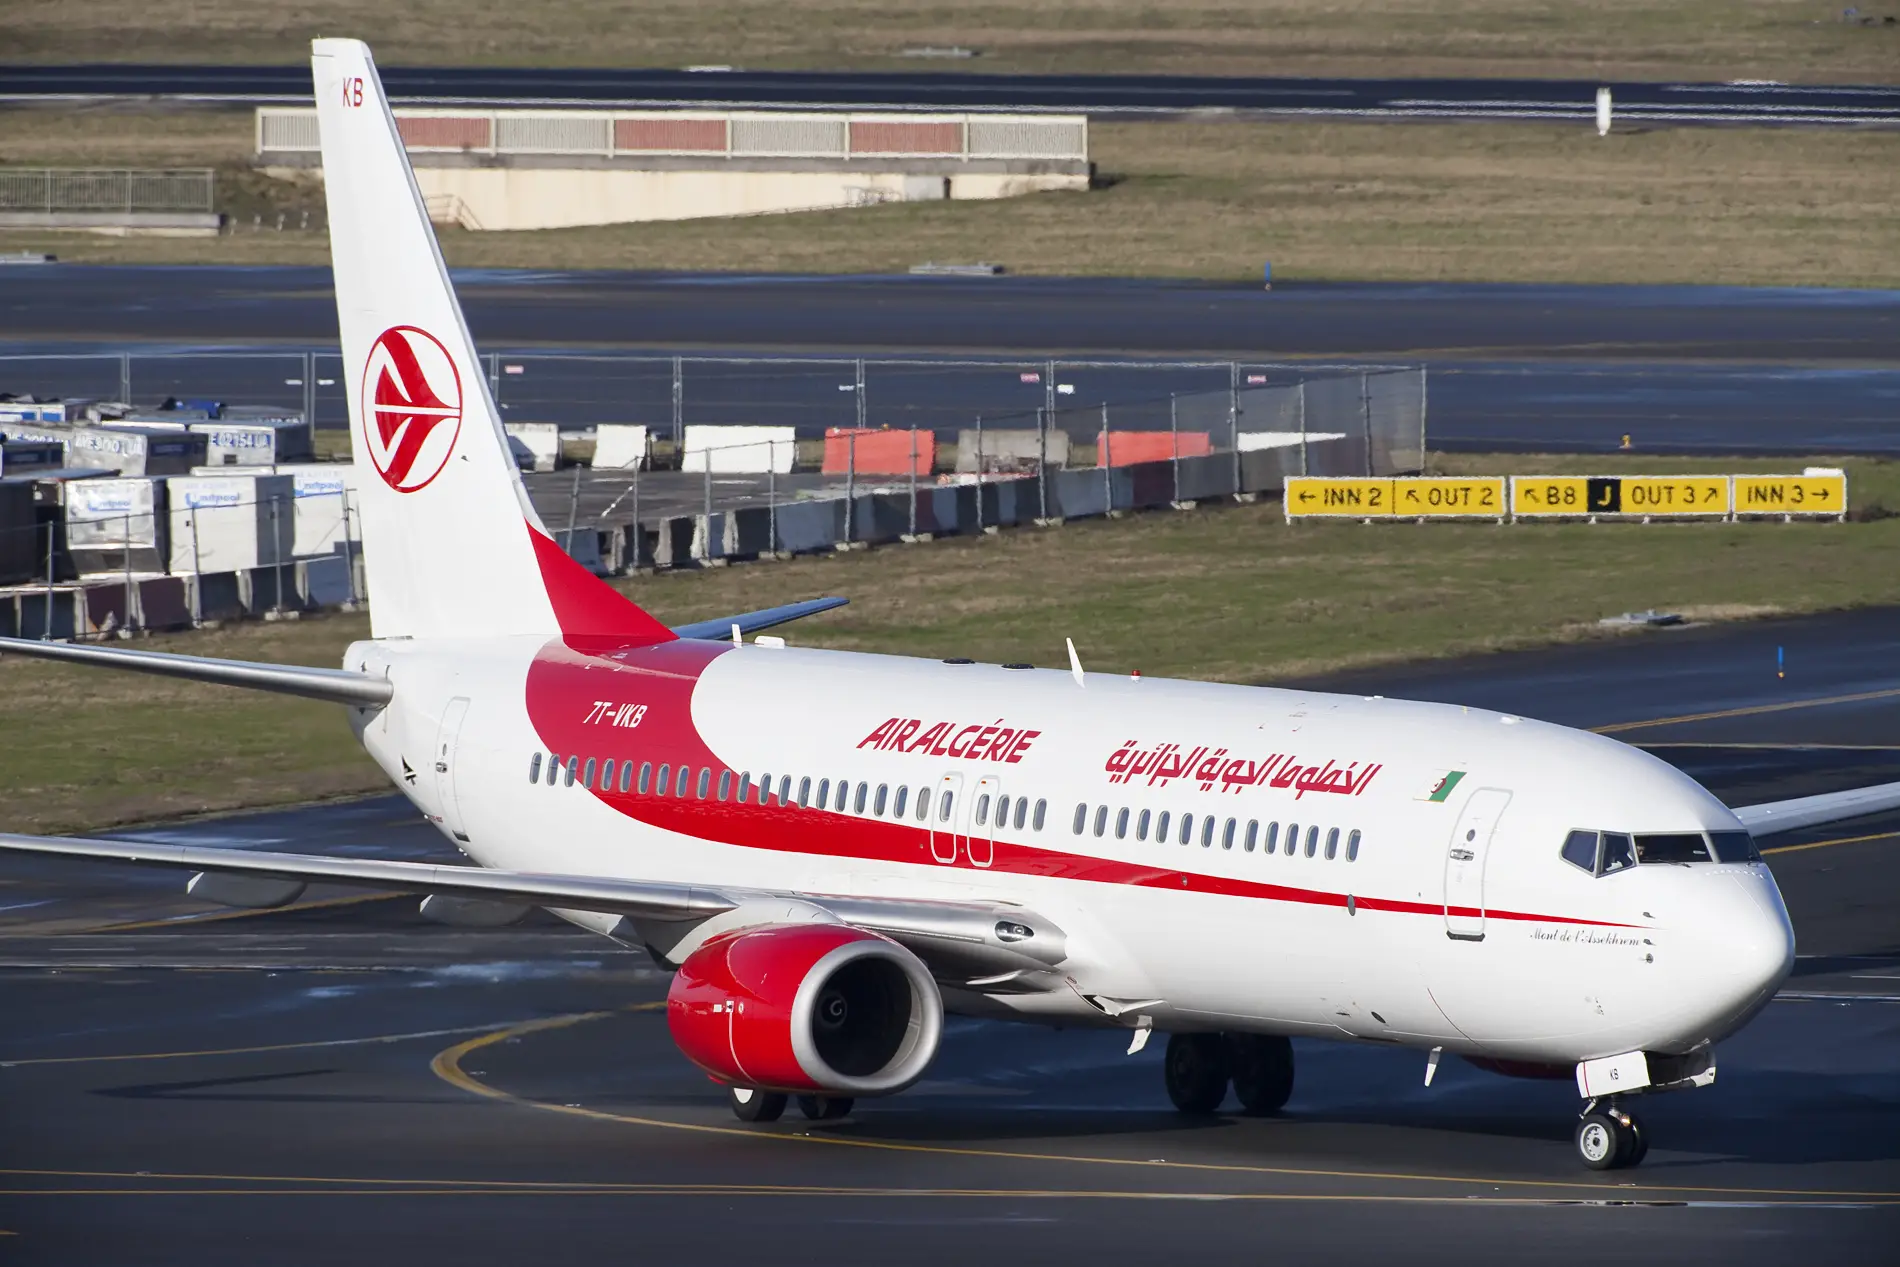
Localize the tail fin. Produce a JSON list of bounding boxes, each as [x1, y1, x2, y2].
[[311, 38, 672, 648]]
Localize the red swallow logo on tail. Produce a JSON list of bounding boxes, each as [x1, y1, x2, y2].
[[361, 326, 463, 492]]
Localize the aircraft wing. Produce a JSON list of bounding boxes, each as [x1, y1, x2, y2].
[[1732, 780, 1900, 836], [0, 830, 1067, 985], [670, 596, 849, 642]]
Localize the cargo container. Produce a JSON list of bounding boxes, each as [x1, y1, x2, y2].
[[62, 426, 210, 477], [0, 478, 38, 584], [0, 439, 65, 475], [63, 476, 167, 576], [166, 474, 295, 574]]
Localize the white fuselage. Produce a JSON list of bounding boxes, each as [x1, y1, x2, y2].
[[347, 634, 1795, 1067]]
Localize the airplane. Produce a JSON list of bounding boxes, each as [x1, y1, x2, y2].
[[3, 37, 1897, 1173]]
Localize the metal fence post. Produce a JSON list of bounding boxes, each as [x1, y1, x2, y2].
[[1360, 371, 1374, 476], [270, 495, 285, 615], [119, 352, 131, 405], [1418, 365, 1429, 473], [1169, 393, 1181, 504], [341, 487, 359, 606], [1037, 407, 1049, 521], [1298, 380, 1309, 477], [122, 510, 134, 635], [907, 431, 918, 537], [1230, 361, 1243, 495], [487, 352, 499, 398], [768, 441, 778, 553], [854, 357, 866, 432], [566, 461, 583, 543], [844, 430, 856, 544], [700, 445, 712, 560], [1101, 401, 1111, 512], [42, 513, 55, 641], [303, 350, 316, 431], [671, 355, 683, 446], [630, 466, 641, 569], [188, 506, 202, 627], [974, 413, 984, 531]]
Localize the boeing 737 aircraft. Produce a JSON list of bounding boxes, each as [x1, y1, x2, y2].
[[6, 39, 1899, 1172]]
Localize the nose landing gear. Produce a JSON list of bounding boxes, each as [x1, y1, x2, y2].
[[1575, 1100, 1648, 1170]]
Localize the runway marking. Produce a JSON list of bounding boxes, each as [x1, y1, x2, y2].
[[96, 893, 399, 933], [1594, 687, 1900, 736], [1759, 830, 1900, 857], [427, 1010, 1900, 1205], [0, 1018, 540, 1068]]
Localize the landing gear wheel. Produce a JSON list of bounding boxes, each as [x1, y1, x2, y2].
[[1622, 1112, 1649, 1168], [727, 1086, 787, 1123], [1576, 1113, 1621, 1170], [1228, 1034, 1295, 1116], [797, 1095, 854, 1121], [1164, 1033, 1231, 1115]]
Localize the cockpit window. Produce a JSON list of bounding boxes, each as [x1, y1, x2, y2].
[[1560, 830, 1599, 874], [1707, 830, 1761, 864], [1599, 833, 1636, 875], [1635, 832, 1714, 864]]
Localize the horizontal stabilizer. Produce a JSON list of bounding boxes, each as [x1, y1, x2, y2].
[[0, 636, 392, 707], [671, 596, 849, 642], [1733, 780, 1900, 836]]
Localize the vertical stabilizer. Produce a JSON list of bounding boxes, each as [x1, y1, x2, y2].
[[310, 39, 672, 648]]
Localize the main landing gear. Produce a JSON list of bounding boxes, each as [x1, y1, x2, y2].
[[725, 1086, 854, 1123], [1575, 1100, 1648, 1171], [1163, 1033, 1295, 1116]]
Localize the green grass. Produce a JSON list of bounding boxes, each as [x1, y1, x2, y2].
[[7, 112, 1899, 288], [3, 1, 1896, 82], [4, 452, 1897, 835]]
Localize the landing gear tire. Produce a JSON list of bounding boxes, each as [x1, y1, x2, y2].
[[1575, 1109, 1645, 1170], [728, 1086, 787, 1123], [797, 1095, 854, 1121], [1164, 1033, 1231, 1115], [1228, 1034, 1295, 1116]]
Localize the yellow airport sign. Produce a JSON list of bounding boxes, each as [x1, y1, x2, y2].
[[1283, 477, 1395, 518], [1617, 476, 1731, 517], [1390, 477, 1507, 519], [1511, 476, 1595, 517], [1732, 473, 1848, 518]]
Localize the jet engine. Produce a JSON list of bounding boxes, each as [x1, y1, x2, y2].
[[667, 922, 943, 1096]]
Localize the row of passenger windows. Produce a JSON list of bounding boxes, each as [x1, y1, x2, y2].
[[1071, 802, 1363, 861], [1560, 828, 1759, 877], [524, 751, 1049, 830]]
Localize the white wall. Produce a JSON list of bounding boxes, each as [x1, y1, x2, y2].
[[681, 425, 796, 474], [591, 424, 650, 471]]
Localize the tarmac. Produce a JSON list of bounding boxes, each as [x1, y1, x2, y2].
[[4, 271, 1899, 454], [1, 607, 1898, 1263]]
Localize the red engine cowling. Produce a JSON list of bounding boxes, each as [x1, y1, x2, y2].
[[667, 922, 943, 1096]]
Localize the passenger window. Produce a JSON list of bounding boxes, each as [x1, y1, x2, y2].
[[620, 762, 633, 794], [1560, 829, 1599, 874], [938, 789, 954, 822], [892, 785, 908, 818], [779, 775, 792, 805], [692, 768, 705, 799], [1635, 833, 1714, 865], [528, 752, 542, 783], [916, 787, 930, 822], [995, 794, 1010, 827], [546, 754, 559, 786], [1600, 832, 1636, 874], [1223, 818, 1237, 851], [677, 766, 691, 797], [1073, 803, 1087, 835], [582, 758, 596, 789], [564, 756, 578, 787], [656, 763, 670, 796], [1347, 829, 1362, 861], [1244, 820, 1258, 852], [1325, 827, 1339, 860], [1033, 799, 1047, 831], [855, 783, 868, 814], [718, 770, 732, 801], [638, 762, 652, 794], [1137, 809, 1151, 841], [599, 758, 615, 790], [798, 776, 812, 808], [1093, 805, 1108, 837], [1286, 822, 1299, 856], [1156, 810, 1171, 841], [874, 784, 888, 815], [737, 771, 750, 801], [1201, 817, 1215, 848], [1709, 830, 1760, 863], [1265, 822, 1279, 855], [1305, 826, 1319, 858], [976, 794, 991, 826], [1115, 807, 1130, 839], [1178, 813, 1194, 845], [817, 778, 830, 808]]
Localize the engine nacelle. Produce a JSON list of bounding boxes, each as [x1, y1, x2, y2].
[[667, 922, 942, 1096]]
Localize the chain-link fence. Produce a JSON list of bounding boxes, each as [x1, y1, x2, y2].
[[0, 169, 214, 213]]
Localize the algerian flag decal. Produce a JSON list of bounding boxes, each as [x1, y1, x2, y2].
[[1420, 770, 1466, 803]]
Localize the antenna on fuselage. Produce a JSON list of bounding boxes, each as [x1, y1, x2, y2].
[[1066, 637, 1085, 688]]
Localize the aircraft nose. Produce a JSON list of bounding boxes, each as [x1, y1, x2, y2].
[[1698, 871, 1795, 1034]]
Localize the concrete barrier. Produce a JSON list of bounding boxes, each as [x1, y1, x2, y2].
[[592, 423, 650, 471], [504, 422, 561, 472], [956, 429, 1069, 473], [823, 428, 932, 476]]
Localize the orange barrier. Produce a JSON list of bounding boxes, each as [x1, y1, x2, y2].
[[1097, 430, 1211, 467], [822, 428, 933, 476]]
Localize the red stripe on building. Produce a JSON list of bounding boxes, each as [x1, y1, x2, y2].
[[397, 116, 492, 150], [849, 121, 961, 156], [616, 118, 726, 153]]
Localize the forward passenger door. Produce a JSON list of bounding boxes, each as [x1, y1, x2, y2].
[[1443, 788, 1511, 941]]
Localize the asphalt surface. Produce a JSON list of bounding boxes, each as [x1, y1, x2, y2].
[[4, 270, 1898, 454], [2, 608, 1898, 1263], [5, 64, 1898, 126]]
